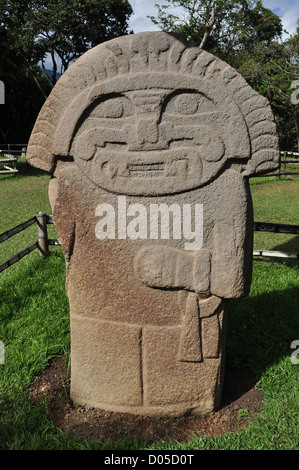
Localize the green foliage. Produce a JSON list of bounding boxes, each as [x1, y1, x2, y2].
[[0, 0, 133, 143], [149, 0, 282, 51], [0, 24, 51, 143], [149, 0, 299, 151], [23, 0, 133, 81], [1, 0, 133, 81], [234, 42, 298, 151], [229, 29, 299, 151]]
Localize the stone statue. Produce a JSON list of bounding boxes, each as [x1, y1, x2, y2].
[[27, 32, 279, 416]]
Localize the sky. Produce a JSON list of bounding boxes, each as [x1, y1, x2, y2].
[[129, 0, 299, 39], [43, 0, 299, 70]]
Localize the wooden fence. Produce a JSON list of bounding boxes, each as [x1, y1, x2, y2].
[[0, 155, 18, 175], [278, 151, 299, 177], [0, 214, 298, 273], [254, 151, 299, 178], [253, 222, 299, 260], [0, 144, 27, 175], [0, 144, 27, 152], [0, 212, 60, 273]]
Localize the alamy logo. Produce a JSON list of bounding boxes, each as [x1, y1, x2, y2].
[[291, 340, 299, 365], [95, 196, 203, 251], [0, 341, 4, 364], [291, 80, 299, 105], [0, 81, 4, 104]]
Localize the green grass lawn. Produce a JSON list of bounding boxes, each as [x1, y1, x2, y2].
[[0, 158, 57, 266], [0, 159, 298, 450], [250, 176, 299, 254]]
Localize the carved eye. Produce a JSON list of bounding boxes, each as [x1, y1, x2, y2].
[[173, 94, 198, 115], [164, 92, 216, 116], [90, 95, 134, 119]]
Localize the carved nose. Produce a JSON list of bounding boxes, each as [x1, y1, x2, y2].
[[137, 118, 159, 145]]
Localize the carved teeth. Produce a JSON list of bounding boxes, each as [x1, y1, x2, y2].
[[102, 159, 189, 179], [128, 163, 165, 177]]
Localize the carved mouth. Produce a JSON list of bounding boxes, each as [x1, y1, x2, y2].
[[82, 146, 223, 195], [128, 162, 165, 177], [97, 148, 193, 181]]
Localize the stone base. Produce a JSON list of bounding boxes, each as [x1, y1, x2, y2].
[[70, 395, 218, 417], [70, 308, 227, 417]]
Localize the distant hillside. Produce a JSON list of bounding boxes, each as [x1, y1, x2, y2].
[[44, 69, 62, 82]]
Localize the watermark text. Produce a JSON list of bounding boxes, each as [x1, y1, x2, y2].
[[290, 340, 299, 365], [0, 81, 4, 104], [0, 341, 4, 364], [95, 196, 203, 251], [291, 80, 299, 105]]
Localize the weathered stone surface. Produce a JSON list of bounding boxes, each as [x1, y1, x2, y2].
[[27, 32, 279, 416]]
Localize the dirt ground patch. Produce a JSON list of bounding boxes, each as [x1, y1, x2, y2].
[[29, 355, 263, 446]]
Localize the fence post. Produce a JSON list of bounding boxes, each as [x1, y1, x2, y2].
[[36, 212, 49, 256], [277, 152, 282, 178], [283, 151, 287, 174]]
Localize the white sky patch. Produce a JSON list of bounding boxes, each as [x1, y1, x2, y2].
[[263, 0, 298, 39], [129, 0, 160, 32], [129, 0, 299, 38]]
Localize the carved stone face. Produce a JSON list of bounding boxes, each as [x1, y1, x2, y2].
[[70, 74, 250, 196], [27, 32, 279, 182]]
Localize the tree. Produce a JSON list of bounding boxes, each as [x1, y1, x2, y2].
[[1, 0, 133, 85], [149, 0, 282, 54], [0, 25, 51, 143], [287, 23, 299, 150], [236, 40, 298, 150], [149, 1, 299, 151], [0, 0, 133, 143]]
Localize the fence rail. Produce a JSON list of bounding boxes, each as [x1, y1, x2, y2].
[[253, 250, 299, 259], [0, 242, 38, 272], [253, 221, 299, 259], [0, 144, 27, 150], [0, 212, 60, 273], [0, 216, 36, 243], [253, 221, 299, 234], [250, 151, 299, 178], [0, 156, 18, 174], [0, 214, 298, 273], [0, 145, 27, 175], [278, 151, 299, 177]]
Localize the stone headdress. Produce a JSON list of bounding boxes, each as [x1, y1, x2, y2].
[[27, 32, 279, 185]]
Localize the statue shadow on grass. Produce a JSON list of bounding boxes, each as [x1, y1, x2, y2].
[[227, 254, 298, 363], [222, 232, 298, 402], [223, 276, 298, 406], [15, 160, 47, 177], [272, 235, 299, 258]]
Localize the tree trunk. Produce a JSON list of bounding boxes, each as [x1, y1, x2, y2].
[[50, 51, 58, 85], [26, 59, 48, 100], [0, 127, 9, 142], [199, 1, 216, 50]]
